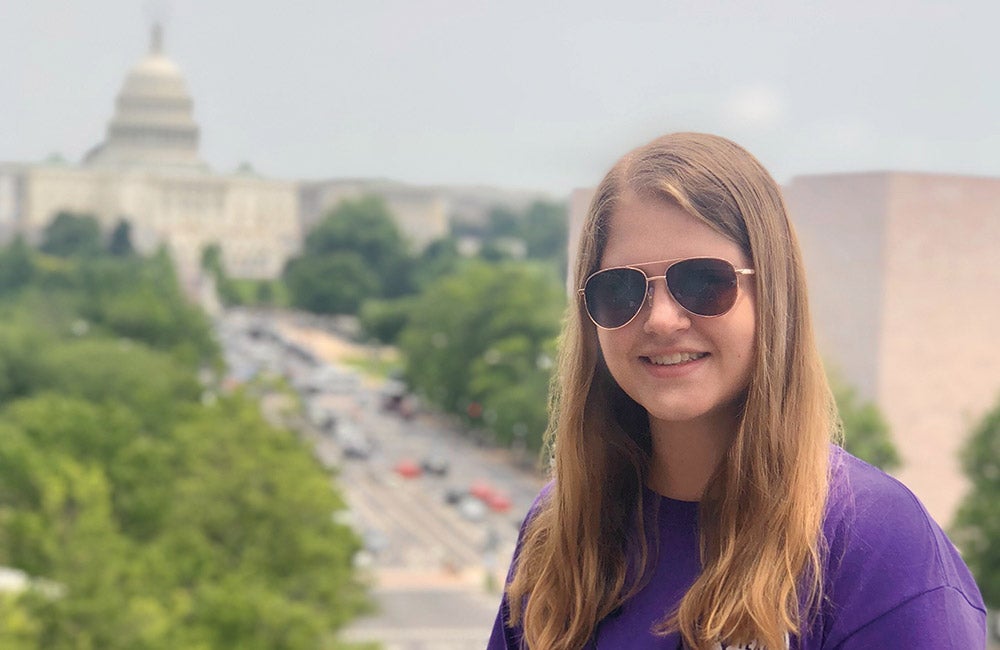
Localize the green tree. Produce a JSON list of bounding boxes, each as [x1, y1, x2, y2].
[[400, 260, 565, 449], [200, 243, 243, 307], [0, 237, 37, 292], [70, 253, 219, 367], [284, 252, 379, 314], [1, 394, 141, 473], [468, 334, 557, 447], [520, 200, 568, 272], [254, 279, 276, 305], [477, 239, 515, 262], [485, 206, 519, 239], [107, 219, 135, 257], [0, 394, 370, 649], [0, 322, 49, 402], [201, 242, 224, 274], [951, 394, 1000, 609], [358, 296, 417, 345], [163, 397, 366, 618], [412, 236, 462, 289], [831, 375, 901, 471], [0, 590, 41, 649], [39, 211, 102, 257], [35, 338, 203, 434], [0, 247, 372, 648], [284, 195, 413, 313], [304, 196, 406, 259]]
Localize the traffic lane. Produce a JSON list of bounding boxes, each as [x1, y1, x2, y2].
[[226, 310, 541, 554], [344, 389, 544, 520], [339, 463, 488, 570], [360, 418, 539, 544], [341, 587, 497, 650]]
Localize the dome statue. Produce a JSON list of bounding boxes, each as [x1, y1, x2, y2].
[[83, 24, 207, 172]]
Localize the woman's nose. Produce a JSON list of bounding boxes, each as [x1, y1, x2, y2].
[[641, 278, 691, 334]]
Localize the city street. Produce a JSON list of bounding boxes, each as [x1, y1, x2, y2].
[[219, 309, 1000, 650], [218, 308, 545, 649]]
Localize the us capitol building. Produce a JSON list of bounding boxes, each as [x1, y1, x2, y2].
[[0, 26, 474, 292]]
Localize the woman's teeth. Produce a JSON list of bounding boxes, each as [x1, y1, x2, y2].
[[648, 352, 707, 366]]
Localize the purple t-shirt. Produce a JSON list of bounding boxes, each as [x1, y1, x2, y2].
[[488, 447, 986, 649]]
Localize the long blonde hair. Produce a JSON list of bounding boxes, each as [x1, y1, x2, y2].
[[506, 133, 836, 649]]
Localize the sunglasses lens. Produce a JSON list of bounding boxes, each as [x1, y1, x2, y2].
[[666, 258, 739, 316], [584, 267, 647, 328]]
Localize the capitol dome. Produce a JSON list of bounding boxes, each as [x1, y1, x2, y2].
[[83, 24, 207, 171]]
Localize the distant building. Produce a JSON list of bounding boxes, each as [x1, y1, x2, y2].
[[299, 178, 554, 252], [568, 172, 1000, 526], [0, 25, 301, 290], [785, 172, 1000, 525], [0, 25, 554, 289], [300, 178, 449, 251]]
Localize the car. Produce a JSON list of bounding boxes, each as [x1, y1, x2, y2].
[[469, 479, 495, 501], [307, 403, 338, 433], [443, 486, 467, 505], [342, 440, 373, 460], [393, 458, 422, 479], [466, 479, 513, 513], [420, 454, 450, 476], [457, 496, 487, 522], [380, 379, 407, 409], [485, 491, 512, 513], [339, 424, 374, 460]]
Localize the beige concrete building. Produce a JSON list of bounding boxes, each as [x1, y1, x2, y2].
[[785, 172, 1000, 525], [568, 173, 1000, 526], [0, 26, 301, 290]]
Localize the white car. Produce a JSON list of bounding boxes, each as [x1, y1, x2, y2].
[[457, 496, 487, 522]]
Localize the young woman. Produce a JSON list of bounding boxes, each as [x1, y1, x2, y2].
[[487, 133, 986, 649]]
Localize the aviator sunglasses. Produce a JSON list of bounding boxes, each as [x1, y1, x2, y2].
[[579, 257, 755, 329]]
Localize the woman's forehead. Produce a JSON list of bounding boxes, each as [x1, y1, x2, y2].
[[599, 199, 748, 267]]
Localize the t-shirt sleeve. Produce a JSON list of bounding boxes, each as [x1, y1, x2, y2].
[[829, 585, 986, 649], [486, 482, 553, 650], [820, 453, 987, 648], [487, 594, 520, 650]]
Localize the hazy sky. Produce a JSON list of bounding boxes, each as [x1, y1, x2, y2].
[[4, 1, 999, 196]]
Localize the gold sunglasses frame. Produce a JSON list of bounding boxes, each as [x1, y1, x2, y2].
[[578, 256, 755, 330]]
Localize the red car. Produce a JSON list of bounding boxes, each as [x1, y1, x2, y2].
[[485, 491, 512, 513], [469, 480, 494, 501], [468, 480, 512, 513], [394, 459, 422, 479]]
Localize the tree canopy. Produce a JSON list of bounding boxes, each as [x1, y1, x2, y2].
[[0, 240, 370, 648], [830, 373, 900, 471], [283, 196, 413, 313], [107, 219, 135, 257], [399, 260, 565, 449], [39, 211, 103, 258], [951, 394, 1000, 608]]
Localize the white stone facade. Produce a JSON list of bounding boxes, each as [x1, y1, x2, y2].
[[0, 26, 301, 291], [0, 161, 300, 288]]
